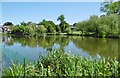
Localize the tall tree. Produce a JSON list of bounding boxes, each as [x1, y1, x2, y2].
[[100, 1, 119, 15], [57, 15, 65, 23], [38, 19, 56, 33], [20, 21, 27, 26], [57, 15, 70, 32], [3, 22, 13, 26]]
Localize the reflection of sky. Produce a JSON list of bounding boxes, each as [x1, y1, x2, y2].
[[2, 37, 118, 66], [4, 43, 47, 61], [3, 40, 101, 62], [0, 2, 2, 25], [0, 44, 2, 71], [65, 41, 90, 58], [3, 41, 92, 65]]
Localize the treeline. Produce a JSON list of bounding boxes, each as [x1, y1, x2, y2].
[[7, 13, 119, 38], [9, 15, 71, 36], [74, 1, 119, 38], [75, 14, 119, 38], [3, 1, 119, 38]]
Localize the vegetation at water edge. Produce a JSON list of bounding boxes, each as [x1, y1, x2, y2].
[[3, 49, 119, 76]]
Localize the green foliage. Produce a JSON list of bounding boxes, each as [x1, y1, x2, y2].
[[57, 15, 70, 32], [6, 12, 119, 38], [11, 25, 36, 36], [55, 25, 61, 33], [75, 21, 87, 35], [57, 15, 65, 23], [3, 22, 13, 26], [10, 22, 47, 36], [100, 1, 119, 15], [11, 25, 25, 35], [75, 14, 119, 38], [36, 25, 47, 34], [20, 21, 27, 26], [9, 15, 71, 36], [65, 28, 71, 33], [97, 25, 108, 37], [39, 19, 56, 33], [3, 49, 119, 76]]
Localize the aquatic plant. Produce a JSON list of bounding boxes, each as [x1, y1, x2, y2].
[[3, 49, 119, 76]]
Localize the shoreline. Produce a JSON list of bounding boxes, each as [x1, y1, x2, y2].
[[1, 32, 119, 39]]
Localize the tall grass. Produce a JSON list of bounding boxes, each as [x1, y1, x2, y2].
[[3, 49, 119, 76]]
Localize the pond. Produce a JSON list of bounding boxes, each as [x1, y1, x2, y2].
[[1, 35, 119, 67]]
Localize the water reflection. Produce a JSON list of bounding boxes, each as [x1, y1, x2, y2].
[[2, 35, 118, 64], [72, 37, 118, 58]]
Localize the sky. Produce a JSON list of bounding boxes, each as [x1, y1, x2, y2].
[[0, 2, 2, 25], [1, 0, 119, 2], [2, 2, 102, 25]]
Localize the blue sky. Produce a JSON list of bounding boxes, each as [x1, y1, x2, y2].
[[2, 0, 118, 2], [0, 2, 2, 25], [2, 2, 102, 25]]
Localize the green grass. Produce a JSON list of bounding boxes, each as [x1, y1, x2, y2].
[[46, 31, 82, 36], [3, 49, 119, 76], [72, 31, 82, 34]]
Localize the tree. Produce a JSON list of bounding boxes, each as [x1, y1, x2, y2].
[[20, 21, 27, 26], [57, 15, 65, 23], [36, 25, 47, 34], [3, 22, 13, 26], [57, 15, 70, 32], [55, 25, 61, 33], [26, 22, 32, 25], [75, 14, 118, 37], [100, 1, 119, 15], [88, 15, 98, 33], [39, 19, 56, 33], [75, 21, 87, 35]]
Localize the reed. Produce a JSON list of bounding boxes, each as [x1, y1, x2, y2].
[[3, 49, 119, 76]]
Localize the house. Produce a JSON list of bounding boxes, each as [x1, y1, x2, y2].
[[70, 25, 76, 31], [0, 25, 12, 33]]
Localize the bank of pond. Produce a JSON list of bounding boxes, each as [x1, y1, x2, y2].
[[7, 31, 120, 39], [3, 49, 119, 76]]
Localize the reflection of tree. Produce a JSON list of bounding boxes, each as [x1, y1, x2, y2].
[[37, 36, 71, 49], [2, 35, 118, 58], [72, 37, 118, 58], [37, 36, 56, 48], [118, 40, 120, 60], [3, 36, 71, 49], [2, 36, 14, 45], [56, 36, 71, 48], [13, 37, 38, 48]]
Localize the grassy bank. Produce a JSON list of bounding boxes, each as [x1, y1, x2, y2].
[[46, 31, 119, 38], [3, 49, 119, 76]]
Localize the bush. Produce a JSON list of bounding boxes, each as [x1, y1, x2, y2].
[[75, 14, 119, 38], [65, 28, 71, 33]]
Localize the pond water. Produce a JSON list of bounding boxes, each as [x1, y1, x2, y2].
[[1, 35, 119, 67]]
